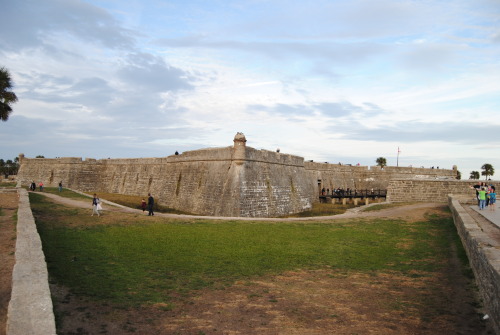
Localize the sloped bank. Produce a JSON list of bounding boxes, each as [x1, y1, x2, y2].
[[448, 195, 500, 334]]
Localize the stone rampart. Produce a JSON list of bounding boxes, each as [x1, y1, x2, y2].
[[16, 142, 316, 217], [16, 134, 457, 217], [6, 188, 56, 335], [448, 196, 500, 334], [305, 162, 456, 193], [387, 179, 497, 203]]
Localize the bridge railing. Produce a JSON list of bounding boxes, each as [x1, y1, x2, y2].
[[320, 189, 387, 199]]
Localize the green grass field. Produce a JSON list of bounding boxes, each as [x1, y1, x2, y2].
[[30, 192, 469, 308]]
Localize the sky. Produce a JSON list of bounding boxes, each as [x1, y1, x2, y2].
[[0, 0, 499, 178]]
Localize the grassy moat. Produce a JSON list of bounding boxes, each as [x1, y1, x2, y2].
[[23, 188, 490, 334]]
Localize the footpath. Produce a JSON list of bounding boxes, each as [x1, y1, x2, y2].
[[38, 190, 443, 222], [470, 204, 500, 229]]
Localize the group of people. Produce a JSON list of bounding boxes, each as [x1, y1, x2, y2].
[[92, 193, 155, 217], [29, 180, 44, 191], [29, 180, 63, 192], [321, 187, 379, 197], [471, 182, 496, 211], [141, 193, 155, 216]]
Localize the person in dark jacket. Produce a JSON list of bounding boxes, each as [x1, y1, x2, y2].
[[148, 193, 154, 216]]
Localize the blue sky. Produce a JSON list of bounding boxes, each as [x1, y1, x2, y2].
[[1, 0, 499, 178]]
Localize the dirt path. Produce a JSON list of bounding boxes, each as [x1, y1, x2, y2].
[[38, 191, 442, 222]]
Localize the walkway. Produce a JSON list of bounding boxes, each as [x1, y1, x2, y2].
[[470, 204, 500, 229], [36, 191, 443, 222]]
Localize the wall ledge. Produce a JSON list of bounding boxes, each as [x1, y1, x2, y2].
[[6, 188, 56, 335], [448, 195, 500, 334]]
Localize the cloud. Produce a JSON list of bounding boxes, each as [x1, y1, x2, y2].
[[347, 121, 499, 146], [396, 42, 461, 72], [0, 0, 135, 52], [157, 36, 387, 66], [18, 73, 114, 107], [117, 53, 194, 93], [248, 101, 386, 121]]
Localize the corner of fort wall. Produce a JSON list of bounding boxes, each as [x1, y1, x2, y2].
[[15, 146, 315, 217], [16, 148, 458, 217]]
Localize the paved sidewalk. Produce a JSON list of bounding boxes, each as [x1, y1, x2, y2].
[[470, 204, 500, 229]]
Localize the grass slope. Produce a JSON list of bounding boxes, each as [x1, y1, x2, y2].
[[30, 193, 468, 308]]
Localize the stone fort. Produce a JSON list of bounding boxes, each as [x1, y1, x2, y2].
[[17, 132, 458, 217]]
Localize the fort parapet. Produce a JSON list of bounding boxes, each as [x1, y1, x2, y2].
[[17, 133, 457, 217]]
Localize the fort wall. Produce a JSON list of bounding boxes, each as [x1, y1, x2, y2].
[[16, 134, 458, 217], [448, 196, 500, 334], [387, 179, 497, 203], [305, 162, 456, 194], [6, 188, 56, 335], [16, 134, 317, 217]]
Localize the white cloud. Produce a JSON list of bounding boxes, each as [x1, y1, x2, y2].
[[0, 0, 499, 178]]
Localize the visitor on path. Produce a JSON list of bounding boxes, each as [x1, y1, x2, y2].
[[30, 180, 36, 191], [141, 198, 146, 212], [92, 194, 101, 216], [478, 187, 487, 210], [58, 181, 63, 192], [488, 188, 496, 211], [471, 182, 485, 206], [148, 193, 154, 216], [39, 181, 44, 191]]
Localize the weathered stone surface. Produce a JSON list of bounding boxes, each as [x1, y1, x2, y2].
[[449, 197, 500, 334], [6, 188, 56, 335], [387, 179, 498, 203], [16, 134, 457, 217]]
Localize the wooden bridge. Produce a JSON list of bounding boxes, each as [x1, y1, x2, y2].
[[319, 189, 387, 204]]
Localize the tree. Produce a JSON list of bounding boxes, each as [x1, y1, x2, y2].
[[0, 66, 18, 121], [469, 171, 480, 180], [0, 157, 19, 177], [481, 163, 494, 180], [375, 157, 387, 168]]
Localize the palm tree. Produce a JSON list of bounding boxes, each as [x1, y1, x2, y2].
[[375, 157, 387, 168], [469, 171, 480, 180], [0, 66, 18, 121], [481, 163, 494, 180]]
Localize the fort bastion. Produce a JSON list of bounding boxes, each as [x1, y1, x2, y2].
[[17, 133, 457, 217]]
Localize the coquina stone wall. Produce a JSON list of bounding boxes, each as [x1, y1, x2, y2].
[[17, 134, 316, 217], [306, 162, 456, 193], [387, 179, 497, 203], [16, 133, 457, 217], [448, 196, 500, 334]]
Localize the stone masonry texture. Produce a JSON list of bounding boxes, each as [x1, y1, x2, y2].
[[448, 196, 500, 334], [16, 134, 458, 217]]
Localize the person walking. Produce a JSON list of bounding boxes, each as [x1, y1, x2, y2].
[[58, 181, 63, 192], [147, 193, 154, 216], [92, 193, 101, 216], [141, 198, 147, 212]]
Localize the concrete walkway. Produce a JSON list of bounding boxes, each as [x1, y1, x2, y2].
[[470, 204, 500, 229]]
